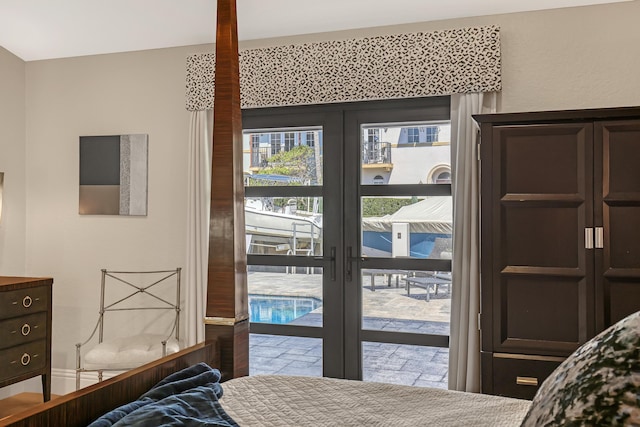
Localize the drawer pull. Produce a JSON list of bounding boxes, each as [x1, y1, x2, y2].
[[22, 296, 33, 308], [21, 353, 31, 366], [516, 376, 538, 387], [21, 323, 31, 336]]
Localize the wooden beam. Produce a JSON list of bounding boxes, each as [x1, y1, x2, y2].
[[205, 0, 249, 379]]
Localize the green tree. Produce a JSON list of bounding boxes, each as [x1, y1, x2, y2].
[[361, 198, 416, 217], [255, 145, 315, 184]]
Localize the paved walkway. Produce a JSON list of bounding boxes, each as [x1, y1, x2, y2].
[[248, 271, 450, 389]]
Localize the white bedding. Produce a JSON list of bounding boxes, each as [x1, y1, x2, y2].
[[220, 375, 531, 426]]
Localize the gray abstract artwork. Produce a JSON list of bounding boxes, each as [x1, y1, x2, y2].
[[79, 134, 148, 215]]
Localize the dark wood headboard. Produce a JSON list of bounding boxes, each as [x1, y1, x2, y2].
[[1, 343, 218, 427]]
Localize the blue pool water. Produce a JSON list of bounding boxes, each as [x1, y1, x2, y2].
[[249, 294, 322, 324], [362, 231, 451, 258]]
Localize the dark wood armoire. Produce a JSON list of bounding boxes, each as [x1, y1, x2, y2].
[[474, 107, 640, 399]]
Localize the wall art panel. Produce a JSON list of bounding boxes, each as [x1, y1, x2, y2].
[[79, 134, 148, 216]]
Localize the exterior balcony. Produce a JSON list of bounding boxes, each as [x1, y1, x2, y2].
[[362, 141, 393, 171]]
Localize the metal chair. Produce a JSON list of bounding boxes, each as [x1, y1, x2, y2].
[[75, 268, 181, 390]]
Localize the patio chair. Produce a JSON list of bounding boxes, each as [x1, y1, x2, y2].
[[75, 268, 182, 390], [402, 238, 452, 300], [429, 237, 452, 259], [403, 271, 451, 301]]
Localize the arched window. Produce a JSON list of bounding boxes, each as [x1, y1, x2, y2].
[[428, 165, 451, 184], [434, 171, 451, 184], [373, 175, 384, 185]]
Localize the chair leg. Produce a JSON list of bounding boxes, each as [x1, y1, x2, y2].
[[75, 343, 81, 390]]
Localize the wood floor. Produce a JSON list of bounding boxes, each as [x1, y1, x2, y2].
[[0, 392, 58, 421]]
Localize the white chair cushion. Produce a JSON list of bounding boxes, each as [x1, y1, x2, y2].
[[84, 333, 180, 370]]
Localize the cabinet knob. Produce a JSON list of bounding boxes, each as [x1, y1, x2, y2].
[[21, 323, 31, 336], [516, 376, 538, 386], [21, 353, 31, 366], [22, 295, 33, 308]]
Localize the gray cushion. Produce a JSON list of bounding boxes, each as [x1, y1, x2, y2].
[[521, 310, 640, 426]]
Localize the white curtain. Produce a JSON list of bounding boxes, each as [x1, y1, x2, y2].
[[448, 92, 497, 392], [185, 110, 213, 346]]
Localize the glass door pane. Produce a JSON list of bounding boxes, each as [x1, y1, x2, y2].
[[242, 109, 344, 380], [346, 110, 452, 388], [246, 196, 323, 257], [361, 122, 451, 185]]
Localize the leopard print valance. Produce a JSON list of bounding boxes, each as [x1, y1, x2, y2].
[[186, 25, 500, 111]]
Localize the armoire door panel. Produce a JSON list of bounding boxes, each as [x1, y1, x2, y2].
[[596, 119, 640, 331], [499, 276, 585, 350], [607, 206, 640, 268], [488, 121, 592, 357], [606, 280, 640, 325], [502, 205, 582, 268], [601, 121, 640, 197], [498, 124, 588, 195]]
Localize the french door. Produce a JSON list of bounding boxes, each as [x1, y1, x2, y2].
[[243, 97, 452, 386]]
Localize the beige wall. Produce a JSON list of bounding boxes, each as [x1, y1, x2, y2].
[[24, 47, 196, 374], [240, 1, 640, 112], [6, 0, 640, 389], [0, 47, 27, 275]]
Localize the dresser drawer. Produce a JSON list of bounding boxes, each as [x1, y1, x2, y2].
[[490, 355, 562, 400], [0, 312, 48, 350], [0, 285, 49, 320], [0, 340, 47, 382]]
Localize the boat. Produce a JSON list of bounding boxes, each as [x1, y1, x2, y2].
[[245, 198, 322, 255]]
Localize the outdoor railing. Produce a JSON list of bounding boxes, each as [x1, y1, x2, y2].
[[362, 141, 392, 165], [251, 147, 272, 168]]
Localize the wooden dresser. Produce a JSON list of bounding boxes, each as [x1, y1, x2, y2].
[[0, 276, 53, 402]]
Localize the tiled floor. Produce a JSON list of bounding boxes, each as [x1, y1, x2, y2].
[[248, 271, 450, 389]]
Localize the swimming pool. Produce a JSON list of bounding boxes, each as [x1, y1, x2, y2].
[[249, 294, 322, 324]]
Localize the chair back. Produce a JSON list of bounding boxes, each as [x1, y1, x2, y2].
[[95, 268, 182, 344]]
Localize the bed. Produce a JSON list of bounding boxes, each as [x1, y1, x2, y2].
[[5, 308, 638, 426], [220, 375, 530, 426], [3, 0, 639, 425], [0, 347, 530, 426]]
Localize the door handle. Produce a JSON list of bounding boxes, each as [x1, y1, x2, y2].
[[585, 228, 593, 249], [594, 227, 604, 249], [345, 246, 365, 282], [314, 246, 337, 281]]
